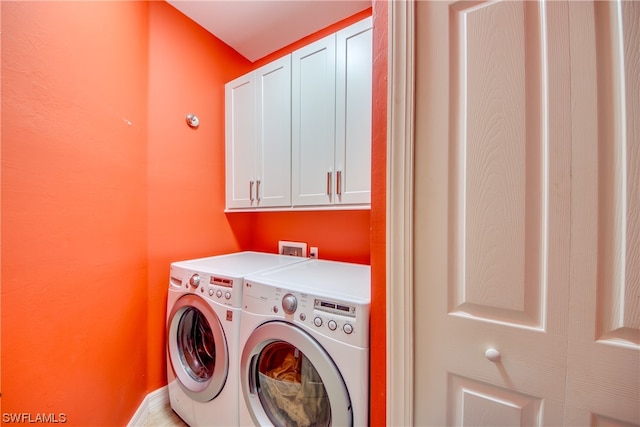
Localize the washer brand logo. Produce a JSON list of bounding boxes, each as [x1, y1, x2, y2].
[[226, 310, 233, 321]]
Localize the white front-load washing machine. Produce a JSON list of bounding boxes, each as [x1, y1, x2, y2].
[[166, 251, 309, 426], [239, 259, 371, 427]]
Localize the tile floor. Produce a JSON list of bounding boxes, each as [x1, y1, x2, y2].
[[144, 404, 189, 427]]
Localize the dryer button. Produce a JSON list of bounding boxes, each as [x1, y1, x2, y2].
[[216, 290, 223, 298], [299, 313, 306, 321], [224, 291, 232, 300], [208, 289, 214, 297], [313, 317, 323, 327], [328, 320, 337, 331], [343, 323, 354, 334]]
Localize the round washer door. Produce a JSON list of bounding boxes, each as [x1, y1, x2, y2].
[[240, 321, 352, 427], [168, 294, 229, 403]]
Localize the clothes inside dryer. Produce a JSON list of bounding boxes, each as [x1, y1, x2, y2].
[[177, 307, 216, 382], [256, 341, 331, 427]]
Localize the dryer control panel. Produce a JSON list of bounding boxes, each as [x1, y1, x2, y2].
[[243, 280, 370, 348], [314, 299, 356, 317]]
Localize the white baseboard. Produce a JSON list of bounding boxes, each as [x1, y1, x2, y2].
[[128, 386, 169, 427]]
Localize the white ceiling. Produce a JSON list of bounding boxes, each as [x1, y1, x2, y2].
[[166, 0, 371, 62]]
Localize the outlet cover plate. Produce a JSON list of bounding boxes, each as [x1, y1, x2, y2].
[[278, 241, 307, 257]]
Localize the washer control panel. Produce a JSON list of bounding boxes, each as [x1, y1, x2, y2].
[[244, 280, 369, 348]]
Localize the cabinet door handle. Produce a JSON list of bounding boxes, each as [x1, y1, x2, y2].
[[336, 170, 342, 196], [256, 179, 261, 201], [327, 171, 332, 196], [249, 180, 254, 202]]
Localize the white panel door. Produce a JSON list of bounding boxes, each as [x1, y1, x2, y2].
[[291, 34, 336, 206], [412, 1, 639, 426], [565, 1, 639, 424], [415, 0, 570, 424], [225, 72, 256, 209], [335, 17, 372, 205], [255, 55, 292, 208]]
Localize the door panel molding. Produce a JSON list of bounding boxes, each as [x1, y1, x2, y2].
[[448, 374, 544, 427], [449, 0, 549, 330]]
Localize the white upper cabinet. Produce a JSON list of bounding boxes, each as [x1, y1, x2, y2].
[[291, 34, 337, 206], [225, 72, 256, 209], [292, 17, 372, 207], [225, 56, 292, 209], [335, 17, 373, 205], [225, 16, 372, 211], [255, 56, 292, 207]]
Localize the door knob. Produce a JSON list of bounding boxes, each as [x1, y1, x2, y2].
[[485, 348, 501, 362]]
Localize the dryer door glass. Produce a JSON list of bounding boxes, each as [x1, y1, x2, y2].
[[256, 341, 331, 427], [168, 294, 229, 402], [177, 307, 216, 382]]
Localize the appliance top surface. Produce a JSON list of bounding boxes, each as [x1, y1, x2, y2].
[[171, 251, 308, 278], [244, 259, 370, 303]]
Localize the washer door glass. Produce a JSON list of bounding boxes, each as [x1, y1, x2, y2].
[[178, 307, 215, 381], [241, 321, 352, 427], [257, 341, 331, 427], [168, 294, 229, 402]]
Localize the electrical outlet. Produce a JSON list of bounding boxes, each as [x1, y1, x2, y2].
[[309, 247, 318, 259], [278, 241, 307, 257]]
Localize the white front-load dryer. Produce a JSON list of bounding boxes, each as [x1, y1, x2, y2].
[[166, 252, 309, 426], [239, 259, 371, 427]]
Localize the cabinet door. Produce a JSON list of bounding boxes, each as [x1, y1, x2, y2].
[[292, 34, 337, 206], [335, 17, 373, 205], [255, 55, 292, 208], [225, 72, 256, 209]]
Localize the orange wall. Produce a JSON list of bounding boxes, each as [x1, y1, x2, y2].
[[0, 1, 4, 412], [145, 1, 253, 392], [246, 210, 370, 264], [370, 1, 388, 424], [1, 2, 150, 425]]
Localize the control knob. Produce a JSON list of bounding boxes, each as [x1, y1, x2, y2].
[[189, 274, 200, 288], [282, 293, 297, 314]]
